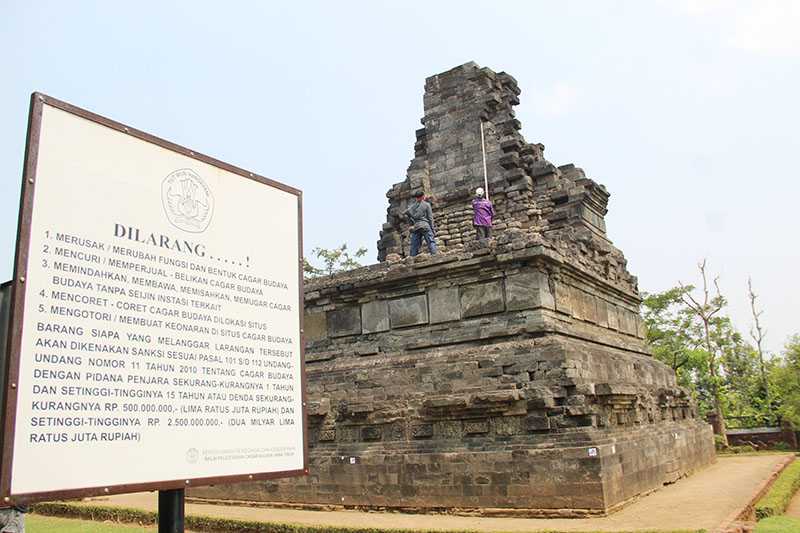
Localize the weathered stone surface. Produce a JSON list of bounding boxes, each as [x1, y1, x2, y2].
[[596, 383, 638, 396], [304, 311, 327, 343], [554, 280, 573, 315], [460, 281, 505, 318], [361, 426, 382, 441], [636, 315, 647, 339], [607, 302, 620, 330], [571, 286, 585, 320], [318, 429, 335, 442], [327, 306, 361, 337], [581, 291, 598, 323], [361, 300, 389, 334], [596, 298, 610, 328], [526, 415, 551, 431], [389, 294, 429, 327], [464, 419, 489, 434], [306, 398, 330, 416], [428, 287, 460, 323], [506, 271, 555, 311], [620, 309, 636, 336], [411, 424, 433, 439]]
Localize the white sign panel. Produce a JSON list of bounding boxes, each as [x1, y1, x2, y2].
[[3, 95, 306, 501]]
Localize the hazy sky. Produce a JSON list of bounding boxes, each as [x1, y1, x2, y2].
[[1, 1, 798, 353]]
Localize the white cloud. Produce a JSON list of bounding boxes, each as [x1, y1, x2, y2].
[[728, 2, 800, 56], [533, 82, 580, 117], [671, 0, 728, 16], [671, 0, 800, 57]]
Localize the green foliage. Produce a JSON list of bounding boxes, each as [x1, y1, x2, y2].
[[754, 460, 800, 519], [31, 504, 156, 526], [713, 316, 771, 422], [770, 336, 800, 428], [642, 287, 703, 372], [726, 445, 757, 454], [755, 516, 800, 533], [642, 284, 781, 424], [304, 243, 368, 278]]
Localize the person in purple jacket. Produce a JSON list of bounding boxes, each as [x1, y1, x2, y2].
[[472, 187, 494, 244]]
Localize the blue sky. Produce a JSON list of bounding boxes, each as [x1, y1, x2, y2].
[[1, 1, 798, 352]]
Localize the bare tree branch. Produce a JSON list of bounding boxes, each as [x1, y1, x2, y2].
[[678, 281, 703, 312], [682, 259, 728, 445], [747, 276, 771, 419]]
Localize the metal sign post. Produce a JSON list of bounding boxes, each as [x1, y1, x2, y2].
[[0, 282, 12, 473], [158, 489, 184, 533]]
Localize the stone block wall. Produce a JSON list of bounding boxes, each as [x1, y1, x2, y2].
[[304, 243, 646, 361], [726, 427, 798, 450]]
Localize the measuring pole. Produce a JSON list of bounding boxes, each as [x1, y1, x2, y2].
[[158, 489, 185, 533], [479, 121, 490, 201]]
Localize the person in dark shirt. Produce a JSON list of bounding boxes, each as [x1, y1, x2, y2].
[[472, 187, 495, 244], [404, 190, 437, 256]]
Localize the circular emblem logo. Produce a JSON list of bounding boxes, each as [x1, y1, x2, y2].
[[162, 169, 214, 233], [186, 447, 199, 463]]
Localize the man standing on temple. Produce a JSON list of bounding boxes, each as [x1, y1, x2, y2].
[[472, 187, 494, 244], [405, 190, 437, 256]]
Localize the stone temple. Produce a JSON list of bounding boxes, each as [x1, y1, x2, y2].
[[193, 62, 715, 516]]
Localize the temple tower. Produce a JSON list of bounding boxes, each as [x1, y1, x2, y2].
[[379, 62, 619, 277]]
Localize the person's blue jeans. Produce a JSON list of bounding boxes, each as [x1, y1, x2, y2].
[[410, 227, 437, 256]]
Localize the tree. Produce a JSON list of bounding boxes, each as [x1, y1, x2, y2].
[[678, 259, 729, 445], [641, 286, 708, 390], [711, 315, 764, 423], [770, 336, 800, 428], [304, 243, 368, 278], [747, 277, 772, 420], [643, 267, 790, 437]]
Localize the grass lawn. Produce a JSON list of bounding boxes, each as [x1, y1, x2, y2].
[[28, 514, 154, 532], [754, 515, 800, 532]]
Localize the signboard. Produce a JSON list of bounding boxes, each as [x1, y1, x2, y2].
[[1, 94, 306, 504]]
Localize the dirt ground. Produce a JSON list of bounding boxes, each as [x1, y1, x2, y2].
[[80, 454, 791, 532]]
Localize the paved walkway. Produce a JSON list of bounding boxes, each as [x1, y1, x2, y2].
[[78, 455, 790, 532]]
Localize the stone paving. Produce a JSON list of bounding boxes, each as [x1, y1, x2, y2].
[[77, 454, 789, 532]]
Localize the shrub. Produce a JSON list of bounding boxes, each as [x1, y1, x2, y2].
[[755, 459, 800, 519], [727, 445, 757, 454]]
